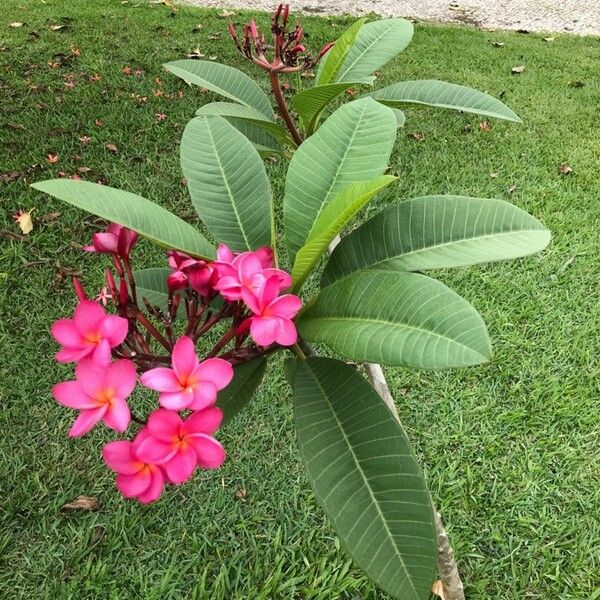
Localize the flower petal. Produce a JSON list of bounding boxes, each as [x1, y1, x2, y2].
[[249, 316, 279, 347], [171, 336, 198, 381], [116, 471, 151, 498], [75, 358, 106, 397], [102, 441, 140, 474], [135, 435, 176, 464], [56, 346, 92, 363], [99, 315, 128, 346], [103, 398, 131, 432], [216, 243, 235, 263], [68, 407, 105, 437], [188, 381, 217, 411], [53, 381, 97, 409], [190, 434, 226, 469], [106, 359, 137, 398], [268, 294, 303, 320], [164, 448, 197, 484], [158, 390, 194, 410], [140, 368, 181, 392], [51, 319, 83, 347], [91, 338, 112, 366], [136, 467, 165, 504], [275, 318, 298, 346], [263, 268, 293, 291], [241, 287, 261, 315], [146, 408, 182, 442], [182, 406, 223, 436], [194, 358, 233, 390], [74, 300, 106, 333]]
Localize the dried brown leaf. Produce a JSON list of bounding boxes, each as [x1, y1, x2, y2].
[[479, 121, 492, 132], [219, 10, 236, 17], [432, 580, 446, 599], [408, 131, 425, 141], [60, 495, 99, 512], [558, 163, 573, 175], [105, 143, 118, 153], [9, 22, 24, 28], [511, 65, 526, 74]]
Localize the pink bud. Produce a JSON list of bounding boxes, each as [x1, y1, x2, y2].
[[228, 21, 237, 39], [296, 27, 303, 42], [250, 19, 259, 40], [72, 277, 88, 301], [282, 4, 290, 24], [317, 41, 335, 59], [119, 279, 129, 305], [290, 44, 306, 54], [167, 270, 187, 292]]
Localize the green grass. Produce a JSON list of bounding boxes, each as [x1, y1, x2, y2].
[[1, 1, 599, 598]]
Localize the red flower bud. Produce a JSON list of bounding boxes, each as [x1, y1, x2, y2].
[[119, 279, 129, 305], [84, 223, 138, 259], [290, 44, 306, 54], [250, 18, 259, 41], [167, 270, 187, 292], [72, 277, 87, 301], [228, 21, 237, 40]]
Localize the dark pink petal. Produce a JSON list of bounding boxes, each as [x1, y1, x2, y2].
[[106, 359, 137, 398], [188, 266, 213, 296], [51, 319, 82, 347], [260, 275, 281, 307], [136, 467, 165, 504], [241, 287, 261, 315], [193, 358, 233, 390], [146, 408, 182, 442], [255, 246, 274, 268], [171, 336, 198, 381], [91, 231, 119, 253], [103, 397, 131, 432], [164, 448, 197, 484], [167, 270, 187, 291], [216, 243, 235, 263], [91, 338, 112, 366], [140, 367, 181, 392], [158, 389, 194, 410], [263, 268, 292, 291], [102, 441, 140, 474], [53, 381, 97, 409], [274, 317, 298, 346], [250, 315, 279, 347], [135, 435, 175, 464], [190, 434, 226, 469], [74, 300, 106, 333], [237, 253, 263, 286], [68, 407, 105, 437], [268, 294, 303, 320], [183, 406, 223, 436], [116, 470, 151, 498], [100, 314, 128, 346], [75, 357, 106, 397], [188, 381, 217, 411], [56, 346, 92, 363]]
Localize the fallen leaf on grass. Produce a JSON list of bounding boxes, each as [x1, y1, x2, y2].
[[209, 33, 222, 40], [235, 488, 247, 501], [507, 184, 517, 194], [5, 122, 25, 131], [47, 153, 59, 163], [491, 41, 505, 47], [542, 36, 555, 42], [192, 23, 204, 32], [12, 208, 35, 235], [219, 10, 236, 17], [408, 131, 425, 141], [186, 46, 205, 59], [558, 163, 573, 175], [568, 80, 585, 88], [105, 143, 118, 153], [479, 121, 492, 132], [431, 580, 446, 599], [49, 24, 67, 31], [60, 495, 99, 512], [511, 65, 526, 74], [9, 22, 24, 28]]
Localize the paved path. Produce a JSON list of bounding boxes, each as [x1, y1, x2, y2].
[[182, 0, 600, 35]]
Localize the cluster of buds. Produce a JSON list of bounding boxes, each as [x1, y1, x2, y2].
[[228, 3, 334, 73], [50, 222, 302, 503]]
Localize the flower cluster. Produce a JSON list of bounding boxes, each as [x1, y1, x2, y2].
[[51, 223, 302, 503]]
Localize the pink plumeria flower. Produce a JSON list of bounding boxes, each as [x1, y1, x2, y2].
[[140, 336, 233, 411], [213, 244, 291, 301], [166, 250, 215, 296], [242, 275, 302, 347], [52, 358, 136, 437], [84, 223, 138, 258], [135, 408, 226, 484], [103, 429, 166, 504], [51, 300, 128, 363]]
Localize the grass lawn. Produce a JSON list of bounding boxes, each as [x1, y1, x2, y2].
[[1, 1, 599, 598]]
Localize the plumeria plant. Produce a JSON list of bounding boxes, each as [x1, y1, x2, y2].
[[33, 5, 551, 599]]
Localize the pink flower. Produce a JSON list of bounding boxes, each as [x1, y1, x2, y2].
[[84, 223, 138, 258], [213, 244, 291, 301], [140, 336, 233, 411], [242, 275, 302, 347], [167, 250, 215, 296], [52, 358, 136, 437], [51, 300, 128, 363], [135, 408, 226, 484], [103, 429, 166, 504]]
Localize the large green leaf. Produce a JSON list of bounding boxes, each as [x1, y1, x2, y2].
[[292, 82, 368, 135], [322, 196, 551, 285], [217, 358, 267, 423], [284, 98, 396, 262], [195, 102, 293, 146], [134, 267, 172, 312], [370, 80, 522, 122], [298, 270, 491, 369], [181, 115, 272, 252], [164, 60, 274, 119], [224, 117, 282, 156], [291, 176, 396, 291], [316, 18, 366, 85], [30, 180, 214, 259], [292, 357, 436, 600], [336, 19, 414, 84]]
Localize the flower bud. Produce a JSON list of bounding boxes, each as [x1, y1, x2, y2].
[[72, 277, 88, 301], [167, 270, 187, 292]]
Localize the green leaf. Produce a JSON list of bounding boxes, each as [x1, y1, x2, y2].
[[224, 117, 282, 156], [164, 60, 274, 119], [284, 98, 396, 262], [370, 80, 522, 122], [195, 102, 293, 146], [134, 267, 171, 310], [181, 115, 272, 252], [298, 270, 491, 369], [291, 176, 396, 291], [292, 357, 436, 600], [217, 358, 268, 424], [391, 107, 406, 128], [322, 195, 551, 285], [316, 18, 367, 85], [336, 19, 414, 84], [30, 179, 214, 259], [292, 82, 368, 135]]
